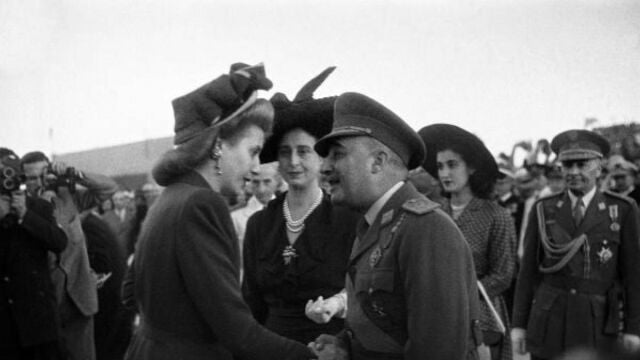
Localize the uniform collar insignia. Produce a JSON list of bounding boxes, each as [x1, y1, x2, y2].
[[381, 210, 394, 226]]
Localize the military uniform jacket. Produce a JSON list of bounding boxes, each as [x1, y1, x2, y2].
[[512, 190, 640, 358], [342, 182, 479, 360]]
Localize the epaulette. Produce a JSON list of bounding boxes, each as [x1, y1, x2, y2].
[[603, 190, 635, 204], [402, 197, 439, 215]]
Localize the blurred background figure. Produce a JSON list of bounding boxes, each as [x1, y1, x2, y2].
[[243, 67, 359, 344], [407, 166, 446, 204], [605, 155, 640, 204], [420, 124, 516, 360], [231, 162, 281, 251]]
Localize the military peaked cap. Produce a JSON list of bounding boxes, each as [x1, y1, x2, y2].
[[551, 129, 610, 161], [314, 92, 426, 170]]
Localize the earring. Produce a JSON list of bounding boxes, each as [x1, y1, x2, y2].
[[211, 146, 223, 175]]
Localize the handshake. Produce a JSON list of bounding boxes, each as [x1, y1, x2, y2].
[[308, 334, 349, 360]]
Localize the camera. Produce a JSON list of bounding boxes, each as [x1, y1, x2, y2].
[[42, 165, 80, 194], [0, 153, 25, 195]]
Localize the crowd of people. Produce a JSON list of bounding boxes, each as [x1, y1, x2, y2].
[[3, 62, 640, 360]]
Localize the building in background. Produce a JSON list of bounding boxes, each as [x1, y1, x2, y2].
[[52, 137, 172, 190]]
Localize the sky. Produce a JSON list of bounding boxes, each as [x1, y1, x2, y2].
[[1, 0, 639, 162]]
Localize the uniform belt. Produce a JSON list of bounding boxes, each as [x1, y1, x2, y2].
[[543, 275, 612, 295]]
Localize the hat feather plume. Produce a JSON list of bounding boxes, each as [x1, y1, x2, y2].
[[293, 66, 336, 102]]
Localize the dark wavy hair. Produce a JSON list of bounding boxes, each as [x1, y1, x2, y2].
[[152, 99, 274, 186], [437, 140, 496, 199]]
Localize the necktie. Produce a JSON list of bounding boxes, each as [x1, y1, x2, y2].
[[573, 197, 585, 226]]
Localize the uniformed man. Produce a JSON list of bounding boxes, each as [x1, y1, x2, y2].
[[512, 129, 640, 360], [310, 92, 480, 360]]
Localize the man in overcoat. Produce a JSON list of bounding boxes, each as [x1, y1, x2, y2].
[[312, 92, 481, 360], [512, 129, 640, 359], [0, 148, 68, 358]]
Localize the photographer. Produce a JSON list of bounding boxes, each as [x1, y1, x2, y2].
[[0, 148, 68, 359], [21, 151, 118, 360]]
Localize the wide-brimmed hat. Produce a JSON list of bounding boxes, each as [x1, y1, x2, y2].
[[314, 92, 426, 170], [260, 67, 337, 163], [171, 62, 273, 146], [417, 124, 498, 181]]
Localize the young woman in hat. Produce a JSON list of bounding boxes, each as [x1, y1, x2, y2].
[[419, 124, 516, 360], [124, 63, 315, 360], [242, 68, 359, 344]]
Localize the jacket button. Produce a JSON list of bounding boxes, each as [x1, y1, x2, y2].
[[570, 288, 577, 295], [7, 299, 13, 304], [3, 276, 8, 282]]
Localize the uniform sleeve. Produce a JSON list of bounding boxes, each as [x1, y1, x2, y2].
[[175, 191, 314, 360], [398, 211, 477, 360], [512, 202, 543, 328], [479, 208, 516, 298], [73, 172, 118, 211], [619, 200, 640, 335], [242, 212, 269, 324], [21, 197, 67, 253]]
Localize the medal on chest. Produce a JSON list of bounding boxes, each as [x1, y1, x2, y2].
[[609, 204, 620, 232], [369, 246, 382, 268]]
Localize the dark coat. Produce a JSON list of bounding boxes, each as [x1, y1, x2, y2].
[[0, 197, 68, 348], [340, 182, 480, 360], [83, 213, 133, 360], [124, 171, 314, 360], [513, 190, 640, 358], [242, 193, 358, 343]]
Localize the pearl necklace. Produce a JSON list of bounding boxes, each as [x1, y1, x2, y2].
[[283, 190, 323, 233]]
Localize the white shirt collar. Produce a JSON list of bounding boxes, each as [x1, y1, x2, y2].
[[364, 181, 404, 226], [568, 186, 597, 209]]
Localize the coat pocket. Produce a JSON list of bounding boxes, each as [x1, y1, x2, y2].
[[527, 286, 560, 344]]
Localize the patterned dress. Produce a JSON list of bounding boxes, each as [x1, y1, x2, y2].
[[444, 197, 516, 360]]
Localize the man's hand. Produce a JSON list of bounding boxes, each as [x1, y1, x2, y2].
[[621, 333, 640, 353], [511, 327, 527, 355], [308, 334, 348, 360], [305, 296, 344, 324], [0, 195, 11, 220], [10, 191, 27, 220]]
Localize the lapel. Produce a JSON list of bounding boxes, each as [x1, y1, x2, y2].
[[555, 192, 576, 235], [455, 197, 484, 226], [349, 183, 417, 263], [574, 191, 607, 235]]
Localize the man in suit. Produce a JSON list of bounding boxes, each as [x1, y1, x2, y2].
[[512, 129, 640, 359], [311, 92, 480, 360], [0, 148, 68, 359], [21, 151, 118, 360]]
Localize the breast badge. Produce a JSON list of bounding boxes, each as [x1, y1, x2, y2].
[[369, 246, 382, 268], [597, 241, 613, 265]]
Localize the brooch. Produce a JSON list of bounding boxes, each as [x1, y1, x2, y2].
[[369, 246, 382, 268], [282, 245, 298, 265], [597, 242, 613, 265]]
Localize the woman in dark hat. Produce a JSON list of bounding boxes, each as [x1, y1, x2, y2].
[[242, 67, 359, 344], [419, 124, 516, 360], [124, 63, 315, 360]]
